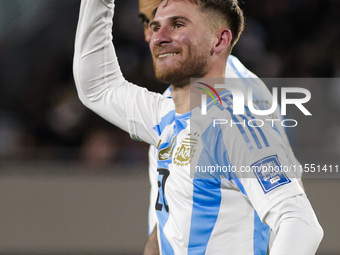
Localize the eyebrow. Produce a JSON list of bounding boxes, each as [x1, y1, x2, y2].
[[149, 16, 192, 28], [138, 7, 158, 24], [138, 13, 149, 23]]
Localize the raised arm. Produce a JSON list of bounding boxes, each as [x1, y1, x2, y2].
[[73, 0, 126, 128], [73, 0, 167, 145]]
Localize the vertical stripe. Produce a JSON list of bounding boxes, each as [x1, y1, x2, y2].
[[188, 178, 222, 254], [156, 169, 173, 255], [254, 210, 270, 255], [239, 115, 263, 149], [156, 113, 189, 255], [158, 221, 174, 255], [188, 124, 226, 253], [244, 106, 270, 148], [229, 172, 248, 196], [226, 107, 254, 151]]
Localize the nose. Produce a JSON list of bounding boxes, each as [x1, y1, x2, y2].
[[151, 26, 172, 46]]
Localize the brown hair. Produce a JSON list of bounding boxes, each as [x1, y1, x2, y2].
[[161, 0, 245, 49]]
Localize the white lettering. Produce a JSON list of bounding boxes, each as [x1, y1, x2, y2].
[[281, 88, 312, 116]]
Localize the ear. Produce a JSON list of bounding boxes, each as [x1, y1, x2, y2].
[[213, 28, 232, 54]]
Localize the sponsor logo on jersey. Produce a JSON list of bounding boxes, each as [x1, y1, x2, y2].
[[173, 133, 200, 166], [158, 136, 176, 161], [252, 155, 291, 194]]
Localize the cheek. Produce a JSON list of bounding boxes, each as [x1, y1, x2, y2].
[[144, 27, 152, 43], [149, 37, 154, 51], [149, 43, 158, 62], [174, 33, 199, 52]]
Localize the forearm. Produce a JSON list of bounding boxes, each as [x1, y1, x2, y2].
[[265, 195, 323, 255], [73, 0, 130, 130], [74, 0, 119, 103], [73, 0, 161, 145]]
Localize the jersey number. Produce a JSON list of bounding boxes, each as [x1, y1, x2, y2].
[[155, 168, 170, 212]]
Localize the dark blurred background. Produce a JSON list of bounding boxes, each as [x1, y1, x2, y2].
[[0, 0, 339, 254], [1, 0, 340, 165]]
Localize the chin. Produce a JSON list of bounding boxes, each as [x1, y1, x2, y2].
[[155, 68, 188, 86], [153, 54, 208, 86]]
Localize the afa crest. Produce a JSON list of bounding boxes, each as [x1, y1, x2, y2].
[[173, 132, 200, 166]]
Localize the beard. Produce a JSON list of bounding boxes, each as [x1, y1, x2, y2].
[[153, 47, 210, 88]]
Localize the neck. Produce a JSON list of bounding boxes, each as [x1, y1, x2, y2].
[[171, 61, 226, 114], [171, 85, 191, 114]]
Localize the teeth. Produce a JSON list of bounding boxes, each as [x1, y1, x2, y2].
[[159, 53, 178, 58]]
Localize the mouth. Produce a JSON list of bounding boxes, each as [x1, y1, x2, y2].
[[157, 52, 179, 59]]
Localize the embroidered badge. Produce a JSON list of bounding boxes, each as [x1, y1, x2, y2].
[[158, 136, 176, 161], [173, 132, 200, 166], [252, 155, 291, 194]]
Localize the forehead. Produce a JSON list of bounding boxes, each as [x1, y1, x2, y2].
[[139, 0, 160, 20], [154, 0, 201, 21]]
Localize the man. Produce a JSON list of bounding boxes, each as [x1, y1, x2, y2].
[[139, 0, 159, 43], [138, 1, 305, 254], [74, 0, 323, 254]]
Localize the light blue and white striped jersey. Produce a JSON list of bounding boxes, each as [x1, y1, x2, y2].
[[142, 61, 304, 254], [147, 55, 302, 241], [149, 87, 303, 254]]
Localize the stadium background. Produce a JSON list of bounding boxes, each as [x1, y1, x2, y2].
[[0, 0, 339, 254]]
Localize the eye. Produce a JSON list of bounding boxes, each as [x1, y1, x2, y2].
[[139, 16, 150, 27], [174, 22, 184, 29], [152, 25, 160, 32]]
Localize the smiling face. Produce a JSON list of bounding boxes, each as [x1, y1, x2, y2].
[[149, 0, 215, 87]]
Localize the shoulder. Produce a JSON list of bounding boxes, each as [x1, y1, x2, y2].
[[226, 55, 259, 78], [162, 86, 172, 98]]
